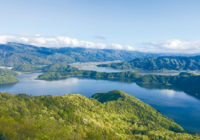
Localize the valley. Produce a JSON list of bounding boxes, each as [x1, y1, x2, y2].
[[2, 1, 200, 139], [0, 43, 200, 139]]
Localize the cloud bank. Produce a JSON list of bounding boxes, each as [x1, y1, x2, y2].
[[0, 35, 135, 51], [0, 35, 200, 53], [143, 40, 200, 53]]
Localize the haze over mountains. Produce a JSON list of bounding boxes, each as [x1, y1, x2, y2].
[[0, 42, 150, 67], [1, 42, 200, 68]]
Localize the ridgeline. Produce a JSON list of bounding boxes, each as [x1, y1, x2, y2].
[[0, 90, 197, 139]]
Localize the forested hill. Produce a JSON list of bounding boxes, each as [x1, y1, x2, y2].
[[0, 90, 197, 139], [0, 42, 150, 67], [98, 56, 200, 71]]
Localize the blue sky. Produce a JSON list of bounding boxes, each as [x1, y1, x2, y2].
[[0, 0, 200, 53]]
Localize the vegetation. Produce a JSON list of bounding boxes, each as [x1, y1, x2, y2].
[[98, 56, 200, 71], [0, 69, 18, 85], [0, 90, 197, 139], [12, 64, 45, 72], [0, 68, 16, 75], [42, 63, 78, 72]]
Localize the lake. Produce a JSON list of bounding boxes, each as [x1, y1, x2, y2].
[[0, 65, 200, 132]]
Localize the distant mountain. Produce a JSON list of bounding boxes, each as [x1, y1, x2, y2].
[[0, 42, 152, 67], [0, 90, 196, 139], [98, 56, 200, 71]]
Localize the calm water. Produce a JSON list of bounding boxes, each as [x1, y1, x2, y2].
[[1, 72, 200, 132]]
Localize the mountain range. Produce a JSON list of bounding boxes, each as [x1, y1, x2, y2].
[[0, 42, 151, 67], [98, 56, 200, 71]]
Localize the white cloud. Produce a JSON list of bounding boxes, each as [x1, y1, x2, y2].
[[1, 35, 200, 53], [143, 39, 200, 53], [0, 35, 135, 51]]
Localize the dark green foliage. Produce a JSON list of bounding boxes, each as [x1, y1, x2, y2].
[[0, 90, 197, 139], [98, 56, 200, 71], [91, 90, 126, 103]]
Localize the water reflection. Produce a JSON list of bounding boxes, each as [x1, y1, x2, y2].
[[0, 82, 17, 89], [160, 89, 176, 97]]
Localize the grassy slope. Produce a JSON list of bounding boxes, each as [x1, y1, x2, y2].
[[0, 69, 18, 85], [0, 74, 18, 85], [0, 90, 197, 140]]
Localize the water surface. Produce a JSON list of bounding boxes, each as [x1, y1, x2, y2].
[[0, 73, 200, 132]]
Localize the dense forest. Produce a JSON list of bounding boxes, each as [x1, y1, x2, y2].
[[0, 90, 197, 139], [38, 64, 200, 99], [98, 56, 200, 71], [0, 69, 18, 85]]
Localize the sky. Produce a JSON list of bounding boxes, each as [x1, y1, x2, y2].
[[0, 0, 200, 53]]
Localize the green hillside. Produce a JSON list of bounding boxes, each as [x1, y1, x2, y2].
[[98, 56, 200, 71], [0, 90, 197, 140], [0, 43, 149, 67], [0, 69, 18, 85]]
